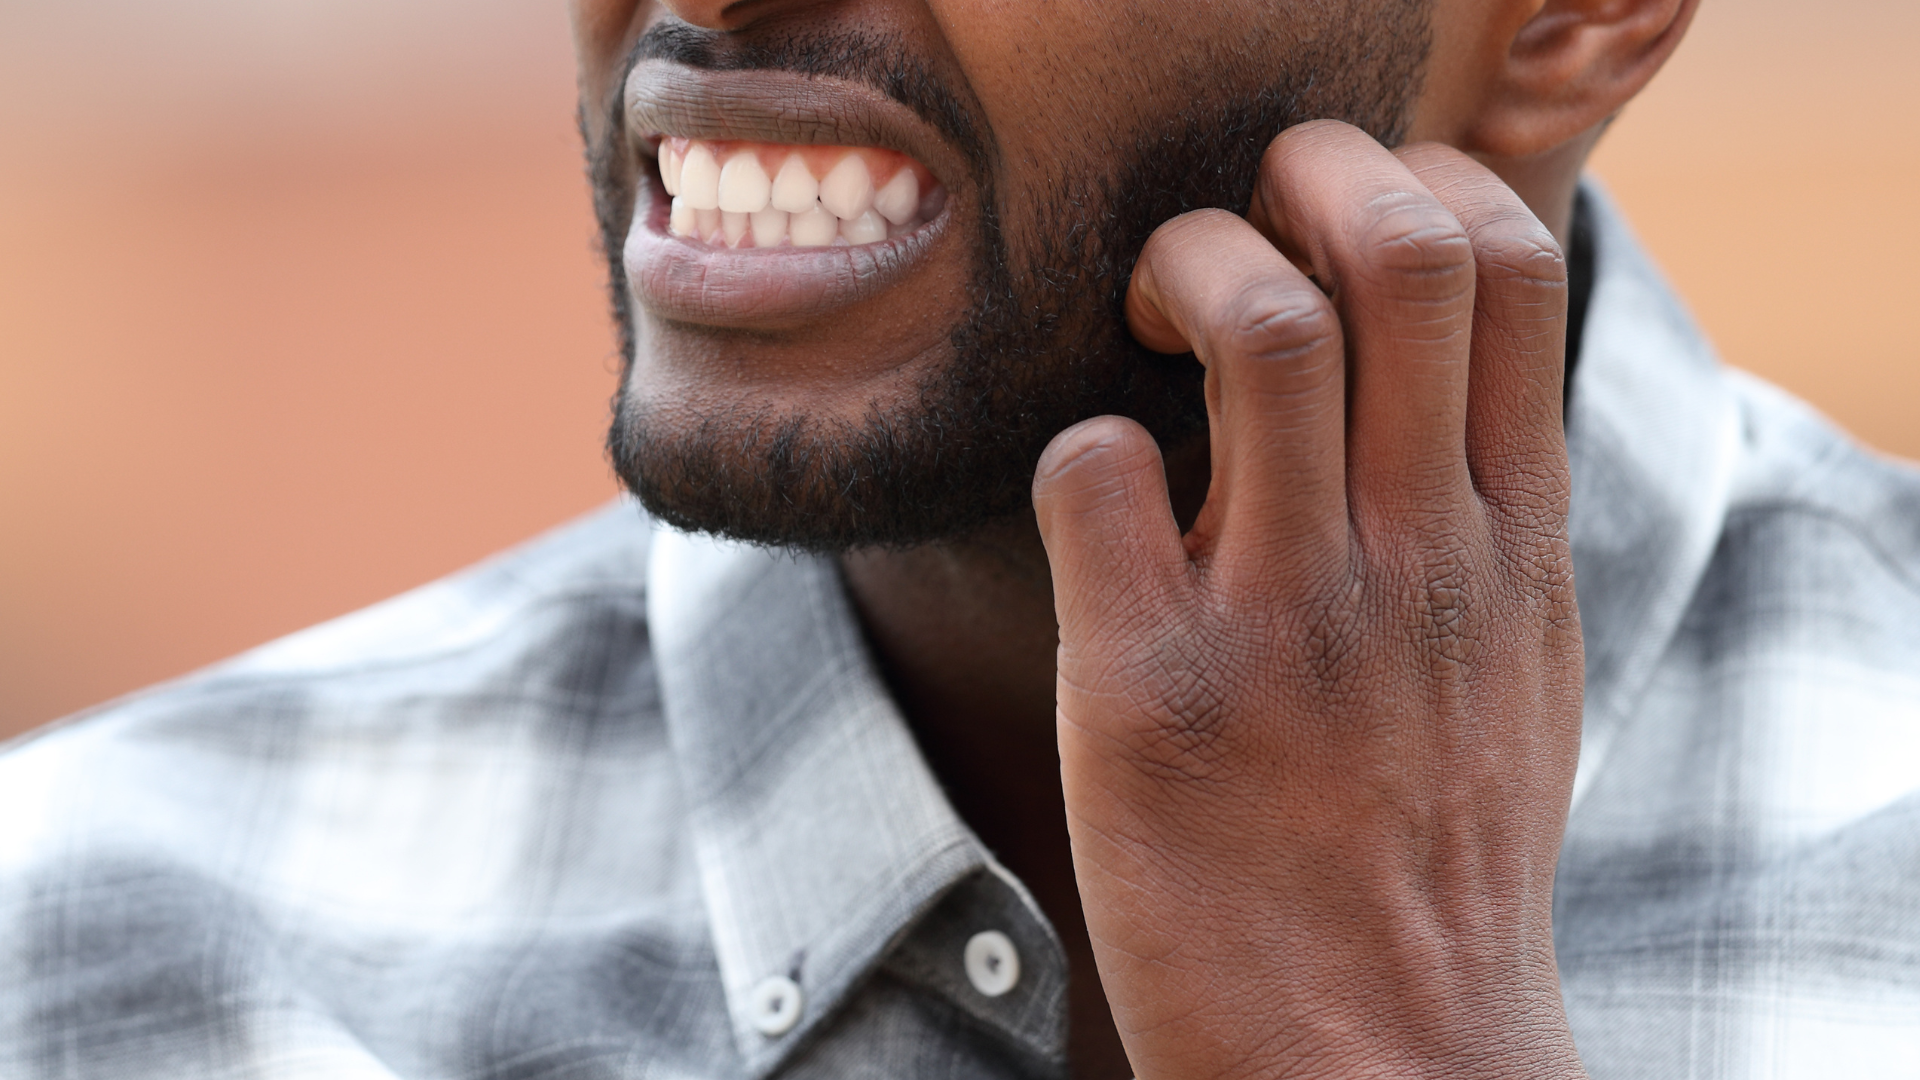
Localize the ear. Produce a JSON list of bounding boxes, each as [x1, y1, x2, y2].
[[1459, 0, 1700, 158]]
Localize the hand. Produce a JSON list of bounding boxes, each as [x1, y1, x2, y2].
[[1031, 120, 1585, 1080]]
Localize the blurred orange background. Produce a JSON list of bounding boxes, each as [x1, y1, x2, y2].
[[3, 0, 1916, 739]]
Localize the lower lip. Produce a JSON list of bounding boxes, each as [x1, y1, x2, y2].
[[622, 183, 950, 330]]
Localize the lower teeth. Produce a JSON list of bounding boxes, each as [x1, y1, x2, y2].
[[668, 195, 924, 248]]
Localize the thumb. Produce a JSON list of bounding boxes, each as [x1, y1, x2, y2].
[[1032, 417, 1189, 641]]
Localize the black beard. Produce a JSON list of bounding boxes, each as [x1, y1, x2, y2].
[[591, 15, 1430, 553]]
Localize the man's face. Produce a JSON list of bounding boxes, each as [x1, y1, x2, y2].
[[576, 0, 1430, 551]]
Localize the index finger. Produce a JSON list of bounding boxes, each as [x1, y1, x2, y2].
[[1126, 209, 1350, 569]]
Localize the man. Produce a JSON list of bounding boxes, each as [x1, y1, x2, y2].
[[4, 0, 1918, 1076]]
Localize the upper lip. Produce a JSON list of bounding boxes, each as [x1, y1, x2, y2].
[[621, 60, 969, 193]]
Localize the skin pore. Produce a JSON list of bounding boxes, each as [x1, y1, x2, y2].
[[571, 1, 1696, 1077]]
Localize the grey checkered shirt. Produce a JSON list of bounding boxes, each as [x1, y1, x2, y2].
[[6, 185, 1920, 1079]]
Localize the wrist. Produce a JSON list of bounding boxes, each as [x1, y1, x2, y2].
[[1097, 905, 1587, 1080]]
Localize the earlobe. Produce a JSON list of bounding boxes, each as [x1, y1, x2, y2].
[[1465, 0, 1699, 158]]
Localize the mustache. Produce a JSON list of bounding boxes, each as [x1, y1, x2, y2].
[[621, 21, 993, 180]]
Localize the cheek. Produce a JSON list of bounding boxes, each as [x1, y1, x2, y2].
[[921, 0, 1247, 212], [926, 2, 1136, 155]]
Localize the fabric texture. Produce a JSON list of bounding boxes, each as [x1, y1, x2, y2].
[[4, 184, 1920, 1078]]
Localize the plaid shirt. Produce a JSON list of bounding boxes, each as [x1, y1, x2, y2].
[[5, 185, 1920, 1079]]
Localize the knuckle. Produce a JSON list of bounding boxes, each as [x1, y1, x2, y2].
[[1215, 281, 1341, 367], [1471, 216, 1569, 294], [1414, 552, 1478, 668], [1485, 487, 1576, 602], [1290, 591, 1369, 698], [1372, 524, 1484, 674], [1353, 193, 1475, 294], [1090, 629, 1241, 784]]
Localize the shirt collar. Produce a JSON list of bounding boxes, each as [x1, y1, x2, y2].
[[1564, 180, 1743, 804], [649, 531, 1061, 1075]]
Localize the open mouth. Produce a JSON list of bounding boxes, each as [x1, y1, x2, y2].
[[620, 61, 969, 328], [657, 138, 948, 249]]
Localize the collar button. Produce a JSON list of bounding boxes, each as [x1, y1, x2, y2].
[[963, 930, 1021, 997], [748, 975, 804, 1036]]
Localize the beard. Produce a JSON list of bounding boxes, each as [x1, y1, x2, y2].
[[591, 14, 1431, 553]]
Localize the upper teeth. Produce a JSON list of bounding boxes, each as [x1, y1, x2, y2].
[[656, 138, 937, 249]]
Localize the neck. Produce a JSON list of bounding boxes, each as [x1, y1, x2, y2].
[[841, 521, 1061, 798], [839, 438, 1209, 1079], [846, 519, 1124, 1071], [839, 435, 1210, 823]]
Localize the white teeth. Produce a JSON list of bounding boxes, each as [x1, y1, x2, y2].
[[659, 142, 680, 196], [750, 208, 789, 247], [770, 154, 819, 214], [718, 153, 772, 214], [872, 169, 919, 226], [840, 209, 888, 245], [789, 204, 839, 247], [818, 155, 874, 220], [663, 140, 935, 247], [680, 143, 722, 210]]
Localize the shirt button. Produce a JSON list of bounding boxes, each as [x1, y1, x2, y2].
[[748, 975, 804, 1036], [964, 930, 1021, 997]]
